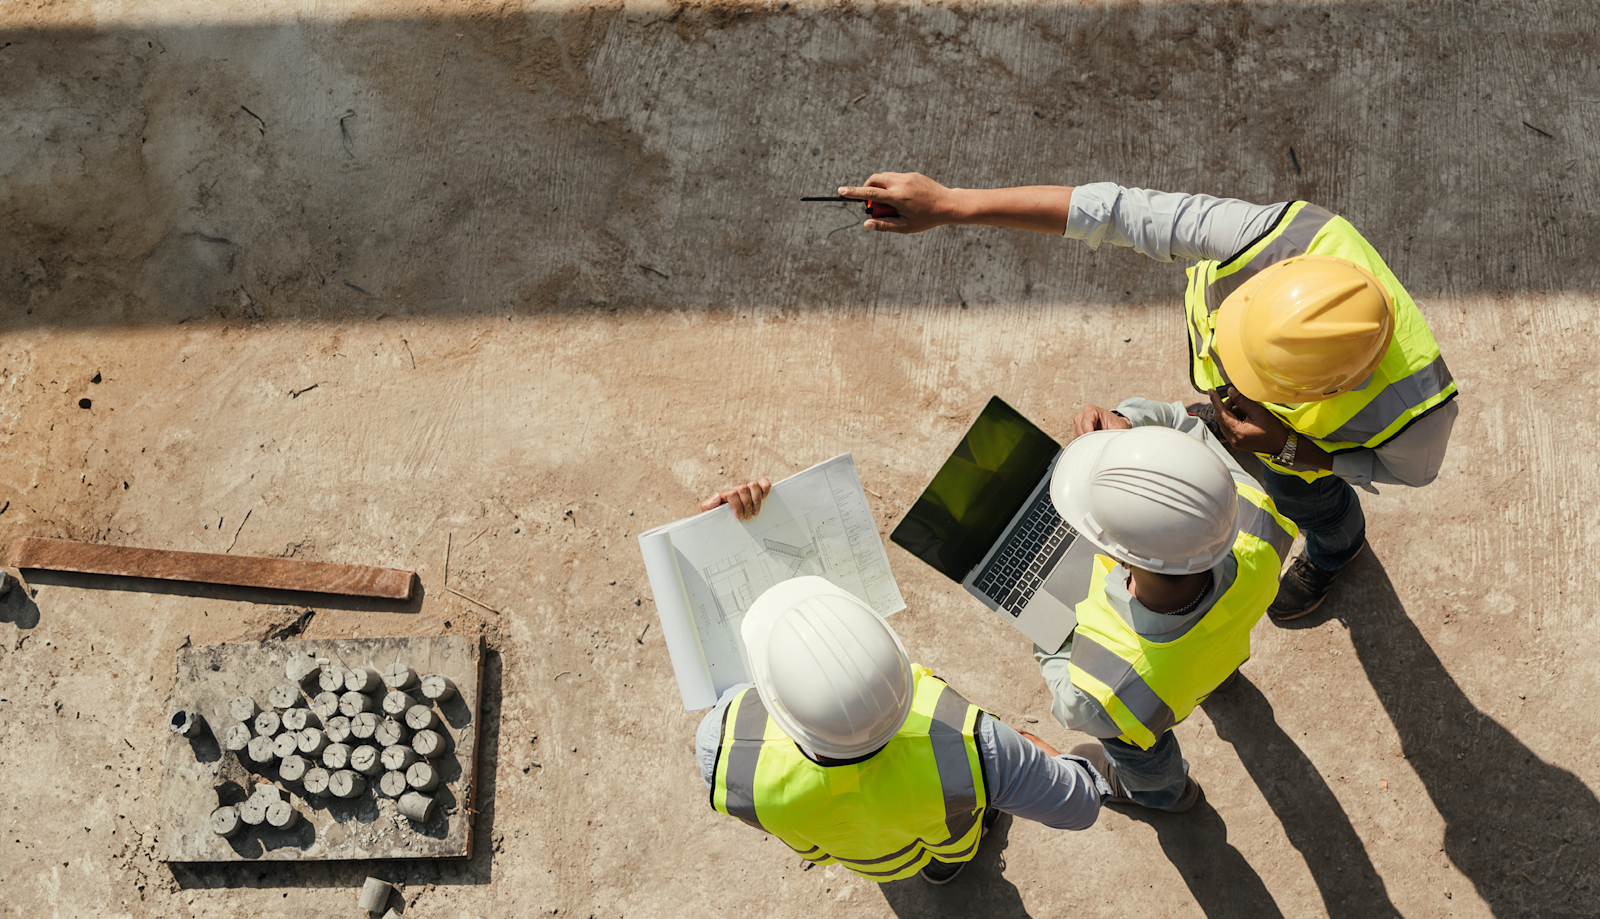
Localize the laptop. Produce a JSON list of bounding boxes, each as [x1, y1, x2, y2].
[[890, 396, 1100, 653]]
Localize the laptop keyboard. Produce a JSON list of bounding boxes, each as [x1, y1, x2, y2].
[[973, 492, 1077, 617]]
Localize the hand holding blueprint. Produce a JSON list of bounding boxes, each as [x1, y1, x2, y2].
[[637, 454, 906, 709]]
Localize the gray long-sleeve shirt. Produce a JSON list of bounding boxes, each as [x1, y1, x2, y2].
[[1035, 397, 1256, 737], [1064, 183, 1458, 490], [694, 683, 1110, 831]]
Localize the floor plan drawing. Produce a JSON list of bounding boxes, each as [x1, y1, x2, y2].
[[638, 454, 907, 709]]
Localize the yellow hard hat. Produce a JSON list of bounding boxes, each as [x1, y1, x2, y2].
[[1213, 255, 1395, 404]]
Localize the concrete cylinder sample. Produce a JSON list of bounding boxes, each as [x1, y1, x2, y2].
[[381, 744, 418, 772], [420, 673, 457, 702], [322, 743, 352, 770], [267, 683, 303, 711], [358, 877, 394, 913], [238, 796, 269, 826], [229, 696, 260, 723], [344, 666, 382, 693], [278, 754, 309, 782], [349, 744, 382, 776], [223, 723, 253, 752], [265, 800, 300, 829], [339, 690, 375, 717], [381, 690, 417, 717], [411, 729, 450, 758], [329, 769, 367, 799], [247, 735, 279, 766], [169, 709, 205, 737], [271, 733, 300, 759], [253, 710, 281, 738], [350, 712, 380, 741], [285, 652, 322, 686], [282, 708, 320, 732], [325, 715, 353, 744], [310, 691, 342, 720], [318, 666, 347, 694], [404, 704, 441, 732], [378, 770, 409, 799], [210, 805, 243, 838], [298, 727, 330, 756], [382, 663, 418, 690], [397, 791, 435, 822], [302, 767, 331, 797], [374, 718, 410, 748], [405, 761, 440, 792]]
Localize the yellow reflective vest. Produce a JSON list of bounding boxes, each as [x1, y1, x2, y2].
[[1184, 201, 1459, 482], [1069, 482, 1297, 749], [710, 668, 987, 882]]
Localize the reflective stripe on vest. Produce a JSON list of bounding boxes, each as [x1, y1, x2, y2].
[[1068, 484, 1296, 749], [1184, 202, 1459, 479], [709, 670, 988, 883]]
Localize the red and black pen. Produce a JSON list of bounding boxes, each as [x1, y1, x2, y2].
[[800, 196, 901, 219]]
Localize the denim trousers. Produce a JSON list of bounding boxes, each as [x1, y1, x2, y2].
[[1102, 731, 1189, 809], [1257, 462, 1367, 571]]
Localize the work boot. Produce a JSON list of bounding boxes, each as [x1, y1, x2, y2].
[[919, 807, 1000, 885], [1269, 544, 1363, 621], [1070, 743, 1202, 813]]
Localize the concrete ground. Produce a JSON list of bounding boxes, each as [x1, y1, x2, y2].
[[2, 0, 1598, 916]]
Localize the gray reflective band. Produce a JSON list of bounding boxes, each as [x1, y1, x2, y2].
[[721, 692, 770, 832], [834, 832, 982, 878], [1070, 634, 1177, 739], [927, 687, 980, 843], [1236, 494, 1295, 560], [1323, 355, 1456, 444], [1205, 205, 1336, 312]]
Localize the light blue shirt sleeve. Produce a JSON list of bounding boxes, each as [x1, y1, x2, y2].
[[976, 714, 1110, 830], [695, 683, 750, 790], [1066, 183, 1287, 263]]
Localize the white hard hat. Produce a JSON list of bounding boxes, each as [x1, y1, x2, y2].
[[740, 576, 914, 759], [1049, 426, 1239, 575]]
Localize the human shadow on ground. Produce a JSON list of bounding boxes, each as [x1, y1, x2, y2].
[[1290, 549, 1600, 917], [1118, 798, 1286, 919], [878, 813, 1031, 919], [1204, 675, 1403, 918], [169, 648, 503, 889]]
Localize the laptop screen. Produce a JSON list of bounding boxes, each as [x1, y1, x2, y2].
[[891, 396, 1062, 581]]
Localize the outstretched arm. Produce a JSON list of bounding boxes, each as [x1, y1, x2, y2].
[[839, 173, 1287, 263], [836, 173, 1075, 235]]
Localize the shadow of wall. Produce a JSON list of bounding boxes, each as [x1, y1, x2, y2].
[[2, 1, 1597, 331]]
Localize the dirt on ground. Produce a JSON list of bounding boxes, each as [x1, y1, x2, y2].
[[1, 1, 1598, 917]]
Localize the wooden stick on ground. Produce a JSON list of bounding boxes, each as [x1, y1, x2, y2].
[[5, 537, 416, 600]]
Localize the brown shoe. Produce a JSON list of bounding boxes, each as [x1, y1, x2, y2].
[[1069, 743, 1203, 813]]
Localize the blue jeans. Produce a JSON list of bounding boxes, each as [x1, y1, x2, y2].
[[1103, 731, 1189, 809], [1258, 463, 1367, 571]]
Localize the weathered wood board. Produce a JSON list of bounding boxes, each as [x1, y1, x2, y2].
[[157, 636, 482, 862], [6, 537, 417, 599]]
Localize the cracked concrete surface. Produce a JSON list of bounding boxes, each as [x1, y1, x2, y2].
[[1, 1, 1598, 917]]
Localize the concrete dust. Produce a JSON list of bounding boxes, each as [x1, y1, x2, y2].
[[2, 1, 1599, 918]]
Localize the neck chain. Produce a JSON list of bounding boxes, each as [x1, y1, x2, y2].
[[1164, 570, 1214, 616]]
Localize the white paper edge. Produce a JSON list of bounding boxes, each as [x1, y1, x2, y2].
[[637, 529, 718, 710]]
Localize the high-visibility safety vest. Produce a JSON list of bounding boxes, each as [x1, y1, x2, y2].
[[1069, 480, 1297, 750], [1183, 201, 1459, 481], [709, 668, 988, 882]]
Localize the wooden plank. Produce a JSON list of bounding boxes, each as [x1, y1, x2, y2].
[[5, 537, 415, 600], [158, 635, 483, 862]]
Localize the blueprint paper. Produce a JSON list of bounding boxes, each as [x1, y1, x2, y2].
[[637, 454, 906, 710]]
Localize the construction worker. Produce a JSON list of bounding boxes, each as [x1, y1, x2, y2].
[[1034, 398, 1298, 808], [691, 486, 1110, 883], [838, 174, 1458, 620]]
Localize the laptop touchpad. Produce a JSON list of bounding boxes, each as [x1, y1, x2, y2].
[[1041, 540, 1098, 623]]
